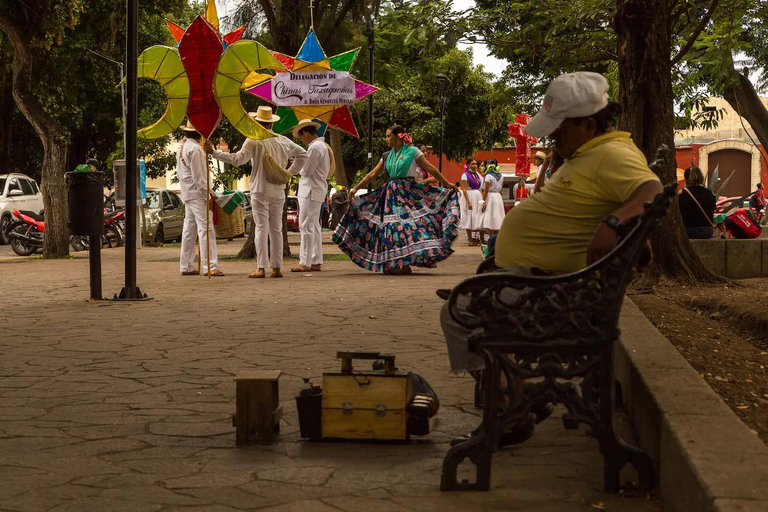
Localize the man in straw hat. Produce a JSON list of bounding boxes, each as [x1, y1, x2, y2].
[[290, 119, 332, 273], [205, 106, 307, 278], [178, 121, 223, 277]]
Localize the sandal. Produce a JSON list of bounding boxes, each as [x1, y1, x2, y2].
[[204, 269, 225, 277], [271, 269, 283, 278], [181, 270, 200, 276], [310, 265, 322, 272], [248, 269, 266, 279], [290, 265, 311, 273]]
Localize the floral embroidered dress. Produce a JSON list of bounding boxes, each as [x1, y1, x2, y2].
[[333, 145, 460, 272]]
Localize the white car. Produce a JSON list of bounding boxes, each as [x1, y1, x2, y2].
[[0, 173, 45, 244]]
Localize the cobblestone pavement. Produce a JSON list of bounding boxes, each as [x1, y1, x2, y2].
[[0, 236, 660, 511]]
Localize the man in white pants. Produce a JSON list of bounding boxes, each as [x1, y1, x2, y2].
[[291, 119, 331, 272], [205, 107, 307, 278], [178, 122, 223, 276]]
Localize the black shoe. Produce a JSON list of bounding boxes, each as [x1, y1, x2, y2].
[[531, 402, 555, 424], [436, 288, 451, 300]]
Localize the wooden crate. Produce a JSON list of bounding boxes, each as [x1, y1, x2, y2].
[[321, 352, 411, 441]]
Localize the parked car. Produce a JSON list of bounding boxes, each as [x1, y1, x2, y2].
[[287, 196, 299, 231], [143, 188, 184, 244], [241, 193, 300, 233], [0, 173, 44, 245]]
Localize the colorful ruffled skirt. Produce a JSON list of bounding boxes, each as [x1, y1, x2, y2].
[[333, 179, 460, 272]]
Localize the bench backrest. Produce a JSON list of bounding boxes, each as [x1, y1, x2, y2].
[[450, 146, 676, 348]]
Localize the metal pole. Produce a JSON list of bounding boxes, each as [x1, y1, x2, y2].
[[88, 236, 102, 300], [367, 19, 374, 172], [124, 0, 138, 298], [439, 94, 445, 175]]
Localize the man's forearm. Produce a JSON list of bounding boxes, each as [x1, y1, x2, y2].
[[611, 180, 664, 224]]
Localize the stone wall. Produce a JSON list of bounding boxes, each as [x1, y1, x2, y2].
[[691, 238, 768, 279]]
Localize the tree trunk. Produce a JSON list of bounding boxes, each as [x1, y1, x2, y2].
[[615, 0, 721, 284], [0, 79, 12, 175], [722, 61, 768, 153], [329, 128, 349, 187], [0, 16, 69, 258], [237, 218, 256, 259]]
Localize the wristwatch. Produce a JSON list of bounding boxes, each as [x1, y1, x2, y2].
[[602, 214, 623, 232]]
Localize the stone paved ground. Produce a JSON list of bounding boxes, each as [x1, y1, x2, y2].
[[0, 235, 660, 511]]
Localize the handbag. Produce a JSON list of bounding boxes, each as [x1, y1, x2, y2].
[[261, 143, 293, 185]]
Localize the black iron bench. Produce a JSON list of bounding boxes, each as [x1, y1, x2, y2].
[[441, 149, 676, 494]]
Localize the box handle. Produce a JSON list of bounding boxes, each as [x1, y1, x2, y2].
[[336, 351, 396, 374]]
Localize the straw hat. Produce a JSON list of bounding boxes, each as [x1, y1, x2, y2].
[[292, 119, 321, 138], [179, 121, 198, 133], [249, 106, 281, 124], [534, 151, 547, 160], [526, 169, 539, 183]]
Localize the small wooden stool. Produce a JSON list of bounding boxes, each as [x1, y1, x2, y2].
[[232, 370, 282, 446]]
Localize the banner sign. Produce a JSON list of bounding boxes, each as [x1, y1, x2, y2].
[[273, 71, 356, 107]]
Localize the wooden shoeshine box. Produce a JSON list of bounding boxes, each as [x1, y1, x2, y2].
[[321, 352, 412, 440]]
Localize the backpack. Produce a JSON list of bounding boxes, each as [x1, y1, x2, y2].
[[261, 143, 293, 185], [723, 209, 762, 239], [324, 143, 336, 178], [750, 192, 760, 210]]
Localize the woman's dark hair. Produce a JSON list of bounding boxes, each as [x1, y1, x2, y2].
[[388, 125, 405, 135], [486, 158, 498, 166], [466, 157, 477, 166], [686, 165, 705, 187], [573, 101, 622, 135]]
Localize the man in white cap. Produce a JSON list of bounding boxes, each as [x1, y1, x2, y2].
[[205, 107, 307, 278], [440, 71, 663, 446], [178, 121, 223, 277], [290, 119, 332, 273]]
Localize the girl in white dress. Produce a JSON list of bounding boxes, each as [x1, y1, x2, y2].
[[481, 159, 505, 234], [459, 158, 484, 246]]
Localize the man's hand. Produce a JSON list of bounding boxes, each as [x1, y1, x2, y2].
[[467, 202, 473, 210], [586, 223, 619, 265], [203, 141, 214, 155], [481, 202, 487, 212]]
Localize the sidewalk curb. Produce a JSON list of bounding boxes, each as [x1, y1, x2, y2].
[[617, 299, 768, 512]]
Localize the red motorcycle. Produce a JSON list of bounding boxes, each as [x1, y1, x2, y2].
[[70, 208, 125, 251], [5, 208, 124, 256]]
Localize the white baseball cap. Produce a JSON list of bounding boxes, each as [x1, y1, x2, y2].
[[525, 72, 610, 138]]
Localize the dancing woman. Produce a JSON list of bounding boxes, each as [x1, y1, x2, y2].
[[333, 125, 459, 275]]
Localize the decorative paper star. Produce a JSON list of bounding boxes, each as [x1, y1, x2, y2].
[[244, 30, 378, 138]]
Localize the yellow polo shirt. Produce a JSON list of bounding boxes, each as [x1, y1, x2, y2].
[[495, 131, 660, 273]]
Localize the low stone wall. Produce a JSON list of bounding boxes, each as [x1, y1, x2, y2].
[[690, 238, 768, 278], [617, 300, 768, 512]]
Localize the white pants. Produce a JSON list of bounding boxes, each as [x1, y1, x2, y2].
[[298, 197, 323, 267], [180, 198, 218, 272], [252, 193, 285, 270]]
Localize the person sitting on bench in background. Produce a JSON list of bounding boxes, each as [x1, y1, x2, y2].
[[442, 71, 663, 446]]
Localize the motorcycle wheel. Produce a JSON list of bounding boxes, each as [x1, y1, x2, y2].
[[70, 236, 90, 252], [10, 225, 38, 256], [103, 225, 123, 248]]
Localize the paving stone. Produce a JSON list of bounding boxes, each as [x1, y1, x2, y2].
[[0, 240, 661, 511]]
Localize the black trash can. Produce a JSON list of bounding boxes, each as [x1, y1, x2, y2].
[[66, 171, 104, 236]]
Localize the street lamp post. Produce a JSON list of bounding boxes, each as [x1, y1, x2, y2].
[[436, 74, 450, 175]]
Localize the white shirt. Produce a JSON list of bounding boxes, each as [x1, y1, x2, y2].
[[297, 137, 330, 201], [213, 135, 307, 199], [177, 138, 208, 202], [484, 174, 503, 193]]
